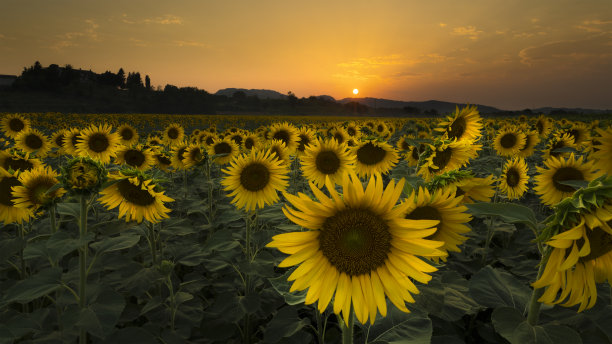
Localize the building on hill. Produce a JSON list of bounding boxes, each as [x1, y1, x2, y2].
[[0, 75, 17, 89]]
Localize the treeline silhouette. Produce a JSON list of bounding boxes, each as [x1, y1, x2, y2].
[[2, 61, 375, 115]]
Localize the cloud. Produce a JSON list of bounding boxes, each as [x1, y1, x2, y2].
[[337, 53, 450, 69], [575, 19, 612, 33], [121, 14, 183, 25], [451, 25, 483, 40], [173, 40, 210, 48], [129, 38, 149, 47], [518, 36, 612, 67], [51, 19, 99, 50], [439, 23, 447, 28]]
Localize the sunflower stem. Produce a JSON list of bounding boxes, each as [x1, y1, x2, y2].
[[49, 204, 57, 234], [526, 247, 551, 325], [340, 305, 355, 344], [78, 194, 89, 344], [18, 223, 28, 313]]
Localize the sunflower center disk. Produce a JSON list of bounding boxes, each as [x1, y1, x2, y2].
[[536, 121, 544, 134], [297, 135, 310, 152], [214, 142, 231, 155], [272, 130, 290, 146], [552, 167, 584, 193], [356, 143, 386, 165], [156, 155, 171, 165], [580, 224, 612, 262], [333, 133, 344, 144], [448, 117, 466, 140], [320, 209, 391, 276], [9, 118, 25, 132], [315, 150, 341, 175], [500, 134, 517, 149], [125, 150, 145, 167], [167, 128, 179, 139], [88, 133, 110, 153], [120, 129, 133, 140], [28, 179, 55, 204], [25, 134, 43, 150], [55, 135, 64, 147], [190, 149, 203, 162], [506, 168, 521, 187], [232, 135, 243, 145], [430, 147, 452, 171], [4, 158, 33, 171], [245, 138, 254, 150], [0, 177, 21, 206], [240, 163, 270, 192], [117, 179, 156, 206]]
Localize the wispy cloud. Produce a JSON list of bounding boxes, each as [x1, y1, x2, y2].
[[51, 19, 99, 50], [337, 53, 449, 69], [575, 19, 612, 33], [129, 38, 149, 47], [451, 25, 483, 40], [174, 40, 209, 48], [121, 14, 183, 25], [519, 36, 612, 67], [439, 23, 447, 28]]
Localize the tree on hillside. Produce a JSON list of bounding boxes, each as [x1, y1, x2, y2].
[[117, 68, 126, 89], [145, 75, 151, 90]]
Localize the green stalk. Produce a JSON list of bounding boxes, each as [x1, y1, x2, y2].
[[78, 194, 89, 344], [526, 248, 551, 325], [49, 204, 57, 234], [339, 305, 354, 344], [243, 211, 254, 344], [18, 223, 28, 313]]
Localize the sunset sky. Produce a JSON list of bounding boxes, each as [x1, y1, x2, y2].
[[1, 0, 611, 110]]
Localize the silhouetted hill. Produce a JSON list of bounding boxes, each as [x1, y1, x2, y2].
[[532, 107, 612, 115], [215, 88, 287, 99], [339, 97, 502, 114]]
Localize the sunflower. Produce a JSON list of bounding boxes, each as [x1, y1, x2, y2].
[[591, 128, 612, 175], [296, 127, 316, 156], [153, 150, 172, 171], [221, 148, 289, 211], [444, 174, 496, 204], [146, 135, 164, 147], [198, 132, 217, 148], [1, 114, 30, 138], [561, 122, 590, 149], [374, 121, 388, 137], [436, 105, 482, 143], [300, 138, 355, 187], [493, 127, 526, 157], [330, 127, 349, 145], [207, 138, 240, 165], [99, 173, 174, 223], [51, 129, 68, 152], [0, 150, 43, 172], [352, 140, 399, 178], [345, 122, 361, 138], [396, 136, 413, 152], [116, 124, 139, 146], [266, 139, 291, 165], [405, 145, 422, 167], [63, 128, 82, 156], [75, 124, 121, 164], [229, 132, 245, 148], [533, 203, 612, 312], [243, 133, 261, 151], [170, 143, 190, 170], [115, 145, 155, 171], [163, 123, 185, 146], [14, 129, 51, 157], [400, 187, 472, 261], [267, 173, 444, 325], [60, 157, 107, 193], [534, 154, 596, 206], [182, 144, 206, 169], [517, 131, 540, 158], [543, 132, 577, 160], [0, 168, 31, 224], [499, 158, 529, 200], [268, 122, 300, 153], [11, 166, 66, 212], [418, 141, 473, 181]]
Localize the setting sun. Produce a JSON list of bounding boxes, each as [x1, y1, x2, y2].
[[352, 88, 359, 95]]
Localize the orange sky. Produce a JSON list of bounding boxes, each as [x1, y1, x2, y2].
[[1, 0, 611, 110]]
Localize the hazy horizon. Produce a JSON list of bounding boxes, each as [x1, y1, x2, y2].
[[1, 0, 611, 111]]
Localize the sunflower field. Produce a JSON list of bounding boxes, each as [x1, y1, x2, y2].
[[0, 109, 611, 344]]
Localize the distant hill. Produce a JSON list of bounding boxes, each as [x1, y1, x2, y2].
[[338, 97, 502, 114], [215, 88, 287, 100], [532, 107, 611, 115]]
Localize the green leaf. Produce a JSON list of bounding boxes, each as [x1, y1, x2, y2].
[[512, 322, 582, 344], [263, 306, 310, 343], [491, 307, 525, 343], [468, 266, 531, 310], [90, 232, 141, 254], [201, 228, 240, 254], [368, 307, 432, 344], [557, 180, 590, 190], [89, 289, 126, 338], [100, 327, 157, 344], [466, 202, 539, 230], [56, 202, 80, 218], [268, 270, 306, 306], [1, 267, 62, 307], [173, 291, 194, 307]]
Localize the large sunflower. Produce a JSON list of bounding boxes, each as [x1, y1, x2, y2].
[[0, 168, 31, 224], [533, 205, 612, 312], [0, 150, 42, 172], [115, 145, 155, 171], [400, 187, 472, 261], [163, 123, 185, 146], [1, 114, 30, 138], [221, 148, 289, 211], [98, 173, 174, 223], [499, 157, 529, 200], [493, 127, 526, 157], [268, 122, 300, 153], [435, 105, 483, 143], [418, 141, 473, 181], [591, 127, 612, 175], [11, 166, 66, 213], [267, 173, 444, 325], [534, 154, 596, 206], [352, 140, 399, 178], [75, 124, 121, 164], [207, 138, 240, 165], [15, 129, 51, 157], [543, 132, 577, 160], [116, 124, 139, 146], [300, 138, 355, 187]]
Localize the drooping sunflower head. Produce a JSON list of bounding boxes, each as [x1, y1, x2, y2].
[[493, 126, 527, 157], [436, 105, 483, 143], [352, 140, 399, 178], [60, 157, 107, 193], [429, 171, 496, 204], [396, 135, 414, 152], [268, 122, 300, 153], [207, 138, 240, 165], [99, 172, 174, 223], [182, 143, 207, 169], [75, 124, 121, 164], [15, 129, 51, 157], [11, 165, 66, 211], [116, 124, 139, 146], [221, 148, 289, 211], [534, 154, 596, 206], [499, 157, 529, 200], [300, 138, 355, 187], [418, 140, 473, 181], [267, 173, 444, 325], [0, 168, 31, 224], [163, 123, 185, 146], [1, 114, 31, 138], [517, 131, 541, 158], [115, 145, 155, 171], [0, 150, 42, 172]]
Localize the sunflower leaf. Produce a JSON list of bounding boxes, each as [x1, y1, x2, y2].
[[556, 180, 589, 190], [465, 203, 539, 230]]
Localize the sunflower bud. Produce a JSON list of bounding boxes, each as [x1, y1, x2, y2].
[[61, 157, 107, 194]]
